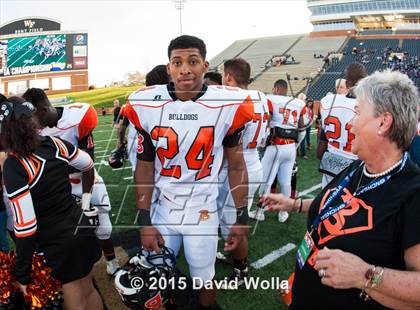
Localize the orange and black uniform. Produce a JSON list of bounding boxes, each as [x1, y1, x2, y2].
[[3, 136, 101, 285], [290, 159, 420, 310]]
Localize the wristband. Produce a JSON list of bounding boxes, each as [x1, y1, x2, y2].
[[236, 206, 248, 225], [298, 198, 303, 213], [137, 209, 152, 227]]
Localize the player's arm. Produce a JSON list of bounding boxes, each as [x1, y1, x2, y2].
[[61, 138, 95, 209], [317, 129, 328, 160], [134, 130, 164, 253], [117, 117, 129, 147], [78, 133, 95, 161], [223, 123, 249, 253]]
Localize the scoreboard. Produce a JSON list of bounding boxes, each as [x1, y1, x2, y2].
[[0, 32, 88, 77]]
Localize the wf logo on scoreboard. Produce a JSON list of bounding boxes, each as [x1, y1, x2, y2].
[[23, 20, 35, 28]]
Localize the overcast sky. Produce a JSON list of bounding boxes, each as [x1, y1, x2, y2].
[[0, 0, 313, 86]]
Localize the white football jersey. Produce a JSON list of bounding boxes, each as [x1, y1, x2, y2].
[[126, 84, 254, 206], [267, 95, 306, 130], [40, 102, 98, 147], [242, 90, 270, 170], [320, 93, 357, 160]]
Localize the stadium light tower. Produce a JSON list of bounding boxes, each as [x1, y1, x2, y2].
[[173, 0, 186, 35]]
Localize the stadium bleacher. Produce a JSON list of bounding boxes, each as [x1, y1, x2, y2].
[[307, 38, 401, 99], [209, 35, 301, 81], [250, 35, 347, 94], [209, 39, 256, 70], [210, 34, 419, 100]]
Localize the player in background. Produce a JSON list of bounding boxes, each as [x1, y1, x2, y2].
[[22, 88, 121, 276], [335, 78, 349, 95], [204, 71, 223, 86], [217, 58, 269, 286], [125, 35, 253, 309], [317, 63, 367, 188], [115, 65, 170, 173], [249, 79, 306, 222]]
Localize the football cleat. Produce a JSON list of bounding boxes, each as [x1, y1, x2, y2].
[[114, 246, 176, 310]]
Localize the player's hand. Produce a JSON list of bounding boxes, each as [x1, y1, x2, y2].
[[224, 224, 249, 252], [140, 226, 164, 253], [260, 194, 295, 212]]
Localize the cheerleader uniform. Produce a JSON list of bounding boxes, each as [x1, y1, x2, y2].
[[3, 136, 101, 284]]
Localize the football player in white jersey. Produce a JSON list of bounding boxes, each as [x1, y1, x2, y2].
[[216, 58, 270, 286], [114, 65, 170, 173], [125, 35, 253, 309], [317, 63, 367, 188], [249, 79, 306, 222], [22, 88, 121, 275]]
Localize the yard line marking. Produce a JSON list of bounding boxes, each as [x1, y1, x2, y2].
[[124, 176, 133, 180], [251, 243, 296, 269], [299, 183, 322, 197], [96, 154, 110, 159], [94, 129, 115, 133], [97, 127, 118, 174], [94, 161, 132, 171], [95, 138, 117, 143]]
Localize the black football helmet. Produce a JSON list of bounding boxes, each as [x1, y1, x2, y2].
[[114, 246, 176, 310], [108, 144, 127, 169]]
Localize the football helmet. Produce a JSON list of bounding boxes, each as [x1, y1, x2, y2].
[[115, 246, 176, 310], [108, 144, 127, 169]]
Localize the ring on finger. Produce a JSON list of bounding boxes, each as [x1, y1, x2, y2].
[[318, 268, 326, 278]]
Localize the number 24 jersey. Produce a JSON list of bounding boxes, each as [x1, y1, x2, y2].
[[125, 84, 254, 205]]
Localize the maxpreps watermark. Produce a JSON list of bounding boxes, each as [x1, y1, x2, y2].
[[130, 276, 288, 291]]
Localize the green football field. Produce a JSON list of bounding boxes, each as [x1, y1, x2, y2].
[[93, 114, 322, 309]]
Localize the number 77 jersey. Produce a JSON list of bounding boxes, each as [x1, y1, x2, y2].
[[125, 84, 254, 205]]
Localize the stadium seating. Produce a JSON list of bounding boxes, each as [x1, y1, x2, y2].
[[307, 38, 400, 99], [250, 35, 347, 94], [209, 35, 301, 80], [210, 35, 419, 98], [209, 39, 256, 70]]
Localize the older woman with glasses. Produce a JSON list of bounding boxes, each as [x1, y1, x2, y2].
[[262, 70, 420, 310]]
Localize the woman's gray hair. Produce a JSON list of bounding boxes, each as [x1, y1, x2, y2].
[[354, 70, 419, 150]]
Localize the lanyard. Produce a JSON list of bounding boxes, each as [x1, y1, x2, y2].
[[311, 152, 408, 231]]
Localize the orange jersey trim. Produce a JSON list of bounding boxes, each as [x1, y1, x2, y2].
[[227, 96, 255, 135], [125, 101, 144, 131], [78, 105, 98, 139], [267, 99, 273, 114]]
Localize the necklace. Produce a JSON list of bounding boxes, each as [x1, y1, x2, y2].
[[363, 157, 403, 178]]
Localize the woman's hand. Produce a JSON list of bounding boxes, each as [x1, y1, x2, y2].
[[314, 247, 370, 289], [16, 282, 27, 296], [259, 194, 296, 212]]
